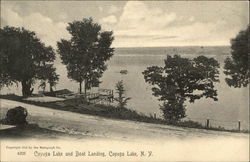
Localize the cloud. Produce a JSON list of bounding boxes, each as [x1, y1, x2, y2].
[[111, 1, 181, 46], [189, 16, 195, 22], [2, 6, 23, 26], [58, 12, 68, 20], [2, 1, 246, 48], [114, 20, 231, 47], [1, 3, 70, 48], [111, 1, 238, 47], [98, 6, 103, 12], [118, 1, 176, 30], [108, 5, 119, 14], [100, 15, 117, 24]]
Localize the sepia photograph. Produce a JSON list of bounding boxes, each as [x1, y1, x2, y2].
[[0, 0, 249, 161]]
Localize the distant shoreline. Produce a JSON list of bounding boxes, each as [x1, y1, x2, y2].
[[114, 46, 231, 55], [115, 45, 230, 49]]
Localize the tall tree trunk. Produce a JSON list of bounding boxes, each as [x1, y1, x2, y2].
[[79, 81, 82, 94], [84, 81, 87, 96], [21, 80, 33, 97], [49, 84, 53, 92], [84, 80, 87, 102]]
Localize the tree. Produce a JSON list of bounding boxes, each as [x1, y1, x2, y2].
[[57, 18, 114, 96], [143, 55, 220, 122], [224, 25, 249, 88], [38, 64, 59, 92], [0, 26, 57, 97], [114, 80, 131, 108], [47, 68, 59, 92]]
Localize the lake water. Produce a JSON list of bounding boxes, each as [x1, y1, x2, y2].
[[2, 46, 249, 130]]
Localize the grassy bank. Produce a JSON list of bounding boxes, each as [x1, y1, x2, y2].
[[0, 94, 249, 134]]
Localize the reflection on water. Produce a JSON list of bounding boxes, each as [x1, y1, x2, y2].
[[1, 46, 249, 129]]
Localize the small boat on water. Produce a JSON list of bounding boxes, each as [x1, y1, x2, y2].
[[120, 70, 128, 74]]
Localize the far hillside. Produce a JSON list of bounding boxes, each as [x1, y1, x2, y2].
[[115, 46, 230, 56]]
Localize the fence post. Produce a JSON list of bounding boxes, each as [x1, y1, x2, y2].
[[238, 120, 241, 131], [206, 118, 210, 128], [111, 90, 114, 102]]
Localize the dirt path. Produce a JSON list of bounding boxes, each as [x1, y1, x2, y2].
[[1, 99, 249, 161], [0, 99, 248, 142]]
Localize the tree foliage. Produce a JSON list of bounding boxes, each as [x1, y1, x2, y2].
[[57, 18, 114, 95], [224, 25, 249, 88], [160, 98, 186, 123], [114, 80, 131, 108], [143, 55, 220, 122], [0, 26, 57, 96], [38, 64, 59, 92]]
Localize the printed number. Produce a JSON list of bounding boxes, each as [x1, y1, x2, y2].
[[17, 152, 26, 155]]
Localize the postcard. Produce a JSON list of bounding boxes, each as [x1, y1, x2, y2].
[[0, 1, 249, 161]]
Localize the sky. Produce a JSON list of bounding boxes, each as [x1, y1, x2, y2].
[[1, 1, 249, 48]]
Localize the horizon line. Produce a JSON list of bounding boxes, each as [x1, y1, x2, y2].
[[113, 45, 230, 48]]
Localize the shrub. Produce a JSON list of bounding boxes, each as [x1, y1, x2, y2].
[[114, 80, 131, 108], [175, 120, 203, 128]]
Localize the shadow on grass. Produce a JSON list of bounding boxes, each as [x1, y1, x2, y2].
[[0, 124, 69, 139]]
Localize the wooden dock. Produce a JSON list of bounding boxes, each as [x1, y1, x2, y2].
[[45, 88, 114, 105], [75, 89, 114, 104]]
